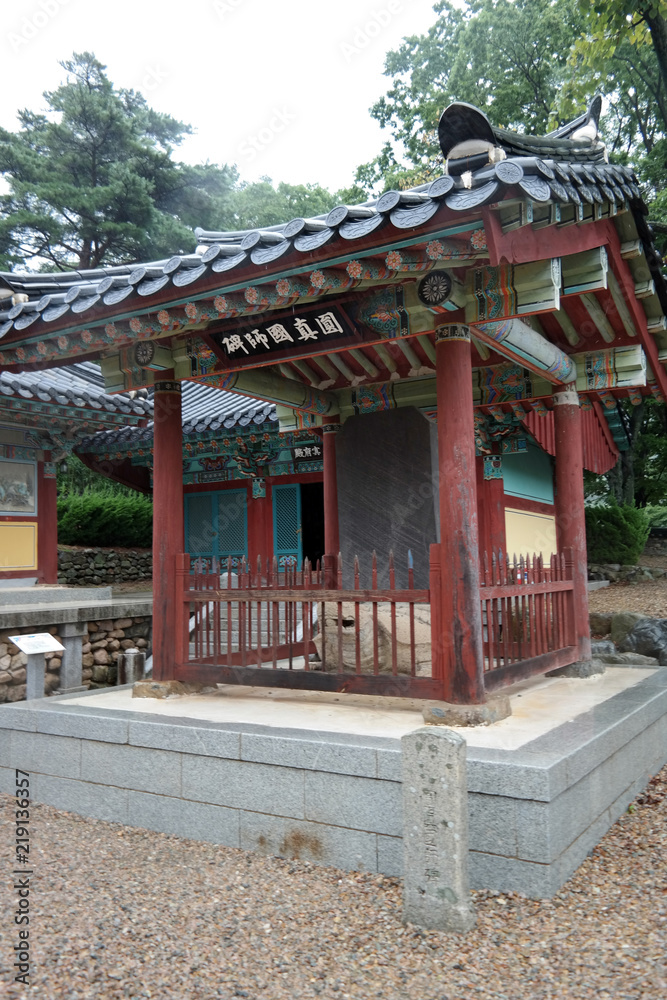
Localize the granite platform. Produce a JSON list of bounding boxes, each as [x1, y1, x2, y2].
[[1, 665, 665, 898], [0, 595, 152, 631]]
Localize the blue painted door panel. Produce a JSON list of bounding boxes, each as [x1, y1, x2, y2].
[[273, 483, 302, 567]]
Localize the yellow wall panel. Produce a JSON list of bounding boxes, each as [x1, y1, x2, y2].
[[0, 521, 38, 571], [504, 508, 557, 559]]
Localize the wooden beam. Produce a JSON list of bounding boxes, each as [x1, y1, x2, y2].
[[471, 317, 576, 384], [605, 234, 667, 399], [201, 366, 339, 414], [471, 336, 491, 360], [482, 209, 618, 268], [607, 268, 637, 338], [580, 293, 616, 343], [310, 354, 339, 381], [396, 338, 424, 372], [561, 247, 608, 297], [551, 310, 580, 346], [372, 342, 399, 374], [329, 352, 359, 384], [349, 348, 379, 378], [417, 334, 436, 364], [290, 359, 323, 386]]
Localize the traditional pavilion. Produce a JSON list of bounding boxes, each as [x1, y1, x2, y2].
[[0, 362, 152, 583], [1, 100, 665, 705]]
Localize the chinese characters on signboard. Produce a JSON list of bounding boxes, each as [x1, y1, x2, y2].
[[211, 306, 353, 362], [291, 443, 322, 463]]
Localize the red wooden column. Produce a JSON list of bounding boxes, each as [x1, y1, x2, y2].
[[322, 418, 340, 585], [38, 456, 58, 584], [553, 388, 592, 660], [435, 325, 486, 704], [152, 377, 184, 681], [475, 455, 506, 559]]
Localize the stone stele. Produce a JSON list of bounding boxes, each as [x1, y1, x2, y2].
[[401, 726, 475, 933]]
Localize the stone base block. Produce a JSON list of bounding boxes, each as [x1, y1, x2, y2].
[[0, 668, 664, 901], [546, 658, 606, 679], [132, 680, 215, 699], [422, 693, 511, 727]]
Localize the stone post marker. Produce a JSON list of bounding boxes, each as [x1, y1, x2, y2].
[[25, 653, 46, 701], [401, 726, 475, 932], [59, 621, 87, 694]]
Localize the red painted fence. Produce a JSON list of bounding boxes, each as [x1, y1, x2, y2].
[[174, 546, 579, 699], [480, 548, 577, 691], [174, 551, 441, 698]]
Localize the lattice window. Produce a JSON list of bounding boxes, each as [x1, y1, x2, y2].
[[186, 495, 214, 556], [218, 491, 247, 556], [274, 484, 300, 557]]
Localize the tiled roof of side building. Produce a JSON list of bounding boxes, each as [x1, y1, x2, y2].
[[2, 361, 276, 438], [0, 360, 152, 416], [0, 98, 663, 347]]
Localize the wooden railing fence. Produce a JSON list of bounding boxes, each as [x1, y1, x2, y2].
[[174, 546, 580, 698], [174, 551, 441, 698], [479, 548, 577, 690]]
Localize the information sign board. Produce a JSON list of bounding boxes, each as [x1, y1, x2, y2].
[[9, 633, 65, 655]]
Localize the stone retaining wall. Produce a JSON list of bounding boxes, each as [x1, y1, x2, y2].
[[0, 616, 152, 703], [58, 547, 152, 586], [588, 563, 667, 583]]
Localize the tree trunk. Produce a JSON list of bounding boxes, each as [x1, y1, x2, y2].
[[644, 9, 667, 114], [607, 400, 645, 504]]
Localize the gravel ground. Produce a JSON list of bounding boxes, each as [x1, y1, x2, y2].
[[588, 539, 667, 617], [588, 578, 667, 617], [1, 768, 666, 1000]]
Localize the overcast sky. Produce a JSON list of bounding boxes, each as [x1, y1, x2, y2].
[[1, 0, 440, 192]]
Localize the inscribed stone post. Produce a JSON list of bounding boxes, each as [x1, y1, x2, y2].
[[25, 653, 46, 701], [401, 726, 475, 932], [59, 621, 87, 692]]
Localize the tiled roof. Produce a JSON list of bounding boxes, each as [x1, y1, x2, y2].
[[60, 365, 276, 453], [0, 361, 152, 416], [0, 99, 664, 392], [0, 141, 659, 344], [179, 380, 275, 435], [3, 361, 276, 449]]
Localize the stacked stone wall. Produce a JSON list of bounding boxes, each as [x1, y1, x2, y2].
[[58, 547, 152, 585], [588, 563, 667, 583], [0, 616, 152, 703]]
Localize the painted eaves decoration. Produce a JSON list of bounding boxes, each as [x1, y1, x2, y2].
[[0, 98, 666, 444]]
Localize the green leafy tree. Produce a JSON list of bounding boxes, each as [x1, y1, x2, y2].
[[0, 52, 346, 270], [230, 179, 339, 230], [355, 0, 583, 193], [57, 454, 138, 498], [585, 502, 650, 564], [0, 53, 238, 270], [573, 3, 667, 97], [57, 491, 153, 547], [609, 399, 667, 507]]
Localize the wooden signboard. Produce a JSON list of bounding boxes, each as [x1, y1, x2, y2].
[[208, 303, 359, 369]]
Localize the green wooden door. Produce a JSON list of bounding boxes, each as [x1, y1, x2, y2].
[[185, 490, 247, 565], [273, 484, 302, 567]]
